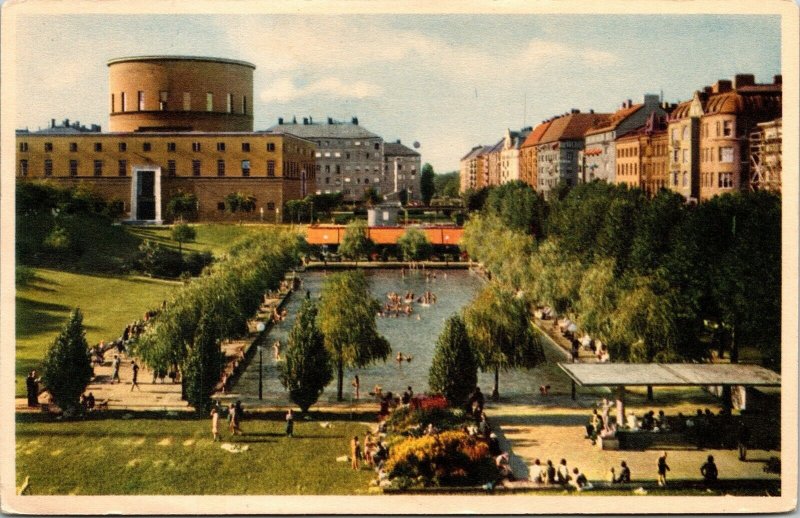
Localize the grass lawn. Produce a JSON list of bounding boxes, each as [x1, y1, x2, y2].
[[15, 268, 180, 396], [16, 411, 376, 495], [127, 223, 274, 256]]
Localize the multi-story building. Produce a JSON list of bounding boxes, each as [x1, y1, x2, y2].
[[613, 112, 671, 194], [476, 145, 494, 190], [749, 118, 782, 193], [268, 117, 421, 202], [16, 56, 315, 222], [383, 140, 421, 199], [486, 139, 504, 187], [536, 110, 610, 196], [519, 121, 552, 189], [582, 94, 665, 184], [697, 75, 782, 200], [666, 91, 705, 200], [499, 127, 532, 184], [460, 145, 484, 192]]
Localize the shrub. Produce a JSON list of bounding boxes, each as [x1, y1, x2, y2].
[[41, 308, 93, 414], [16, 265, 36, 286], [184, 251, 214, 276], [43, 225, 71, 251], [429, 315, 478, 407], [167, 192, 199, 222]]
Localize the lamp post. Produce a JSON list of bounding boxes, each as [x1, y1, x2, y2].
[[258, 345, 264, 400]]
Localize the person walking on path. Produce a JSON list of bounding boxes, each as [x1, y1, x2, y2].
[[285, 409, 294, 437], [657, 452, 670, 487], [210, 407, 220, 441], [25, 370, 40, 407], [737, 422, 751, 461], [130, 360, 140, 391], [700, 455, 718, 486], [350, 436, 361, 470], [111, 355, 121, 384]]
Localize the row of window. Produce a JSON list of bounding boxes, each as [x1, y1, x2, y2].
[[701, 172, 736, 188], [617, 146, 639, 158], [19, 158, 282, 178], [617, 162, 639, 176], [112, 91, 248, 114], [323, 176, 385, 185], [22, 141, 278, 154], [671, 119, 734, 142], [701, 146, 735, 164], [315, 140, 381, 150], [316, 151, 379, 159]]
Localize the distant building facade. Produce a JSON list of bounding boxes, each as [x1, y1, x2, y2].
[[519, 121, 552, 189], [383, 140, 421, 200], [460, 145, 484, 192], [499, 127, 533, 184], [749, 118, 782, 193]]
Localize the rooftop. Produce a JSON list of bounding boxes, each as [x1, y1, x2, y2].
[[107, 55, 256, 69], [267, 117, 380, 140], [520, 120, 553, 148], [538, 112, 610, 144], [384, 140, 420, 157], [559, 363, 781, 387]]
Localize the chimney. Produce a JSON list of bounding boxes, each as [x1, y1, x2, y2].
[[74, 121, 80, 128], [712, 80, 732, 94], [589, 109, 594, 114], [627, 99, 632, 108], [302, 117, 309, 125], [278, 117, 284, 125], [396, 139, 401, 144], [571, 108, 579, 114], [327, 117, 333, 124], [51, 118, 56, 128], [352, 116, 359, 125], [733, 74, 755, 89], [309, 116, 313, 124], [64, 118, 70, 127], [703, 86, 713, 94], [774, 74, 782, 85], [292, 116, 297, 124]]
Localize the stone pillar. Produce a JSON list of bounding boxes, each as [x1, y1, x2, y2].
[[615, 386, 626, 427]]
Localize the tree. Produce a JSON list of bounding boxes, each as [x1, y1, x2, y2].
[[429, 314, 478, 406], [41, 308, 93, 414], [338, 220, 374, 262], [363, 187, 382, 207], [284, 199, 313, 223], [463, 187, 491, 212], [279, 300, 333, 411], [171, 223, 197, 256], [167, 191, 198, 222], [463, 283, 545, 400], [433, 171, 460, 199], [307, 193, 343, 221], [484, 180, 548, 237], [397, 227, 433, 262], [224, 192, 257, 221], [182, 315, 225, 413], [420, 163, 436, 206], [317, 270, 391, 400]]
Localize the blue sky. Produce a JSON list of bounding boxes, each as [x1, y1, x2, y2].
[[14, 14, 780, 172]]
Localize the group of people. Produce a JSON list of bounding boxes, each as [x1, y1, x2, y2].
[[380, 292, 415, 318], [209, 400, 245, 441], [79, 392, 96, 411], [529, 458, 592, 490]]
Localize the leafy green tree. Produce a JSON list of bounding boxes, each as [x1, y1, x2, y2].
[[397, 227, 433, 261], [463, 283, 545, 400], [307, 193, 343, 221], [484, 180, 548, 237], [167, 191, 198, 222], [182, 315, 225, 413], [41, 308, 93, 414], [279, 300, 333, 411], [363, 187, 382, 207], [420, 163, 436, 206], [628, 189, 686, 273], [338, 220, 374, 262], [463, 187, 491, 212], [433, 171, 460, 198], [224, 192, 257, 218], [429, 314, 478, 406], [284, 199, 313, 223], [317, 270, 391, 400], [171, 223, 196, 256]]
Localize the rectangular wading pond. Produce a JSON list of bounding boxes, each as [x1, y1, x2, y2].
[[229, 268, 568, 405]]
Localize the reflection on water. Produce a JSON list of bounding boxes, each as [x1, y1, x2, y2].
[[231, 268, 567, 405]]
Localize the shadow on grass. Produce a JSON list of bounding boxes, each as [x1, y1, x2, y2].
[[15, 297, 69, 339]]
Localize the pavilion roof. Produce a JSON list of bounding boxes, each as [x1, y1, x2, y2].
[[558, 363, 781, 387]]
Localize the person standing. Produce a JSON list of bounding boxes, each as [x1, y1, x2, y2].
[[233, 400, 244, 435], [210, 407, 220, 441], [657, 452, 670, 487], [111, 355, 121, 384], [130, 360, 140, 391], [350, 436, 361, 470], [285, 409, 294, 437], [737, 422, 751, 461], [228, 403, 237, 436], [351, 375, 360, 400], [700, 455, 718, 485], [26, 370, 40, 407]]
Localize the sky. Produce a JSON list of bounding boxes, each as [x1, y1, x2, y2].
[[14, 13, 781, 173]]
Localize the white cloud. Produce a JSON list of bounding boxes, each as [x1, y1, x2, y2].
[[520, 39, 619, 67], [260, 77, 382, 103]]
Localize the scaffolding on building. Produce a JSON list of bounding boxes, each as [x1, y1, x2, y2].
[[749, 120, 782, 193]]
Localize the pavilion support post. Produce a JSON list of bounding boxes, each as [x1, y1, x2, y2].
[[615, 386, 626, 427], [721, 385, 733, 412], [646, 385, 653, 401], [571, 380, 576, 400]]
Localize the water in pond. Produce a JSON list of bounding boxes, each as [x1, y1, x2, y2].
[[230, 268, 568, 405]]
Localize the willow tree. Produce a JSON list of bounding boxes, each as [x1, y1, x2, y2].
[[574, 259, 619, 343], [397, 227, 432, 262], [338, 220, 374, 262], [317, 270, 391, 400], [463, 283, 545, 400]]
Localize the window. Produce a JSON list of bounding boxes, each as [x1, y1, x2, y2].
[[374, 143, 380, 151], [121, 92, 127, 112], [346, 152, 351, 159], [217, 142, 226, 152], [44, 142, 53, 152], [217, 159, 225, 176], [267, 142, 276, 152], [138, 90, 145, 111], [70, 142, 78, 152], [682, 149, 688, 163], [267, 160, 275, 177], [355, 141, 361, 146], [119, 142, 127, 152], [242, 95, 247, 114], [118, 159, 127, 177], [159, 91, 168, 111], [167, 142, 176, 152], [192, 142, 201, 152], [19, 142, 28, 152], [719, 172, 734, 188], [69, 160, 79, 176], [716, 121, 720, 137], [217, 202, 226, 211], [719, 147, 734, 163], [20, 159, 28, 176], [267, 202, 275, 210], [315, 152, 322, 158], [44, 159, 53, 177], [241, 142, 250, 152], [192, 160, 201, 177], [94, 160, 103, 176], [325, 177, 330, 184], [682, 125, 688, 139], [142, 142, 151, 152], [335, 165, 341, 174], [206, 93, 213, 112], [723, 120, 733, 137], [682, 171, 688, 186], [94, 142, 103, 152], [111, 93, 115, 112], [325, 165, 331, 174], [227, 93, 233, 113], [241, 160, 250, 177], [167, 160, 176, 177], [183, 92, 191, 111]]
